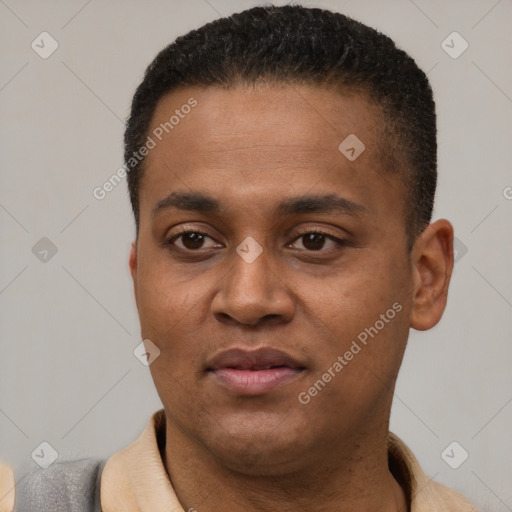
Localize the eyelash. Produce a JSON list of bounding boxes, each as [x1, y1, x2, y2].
[[166, 228, 346, 252]]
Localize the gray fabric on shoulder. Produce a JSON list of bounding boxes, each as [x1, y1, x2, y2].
[[14, 458, 105, 512]]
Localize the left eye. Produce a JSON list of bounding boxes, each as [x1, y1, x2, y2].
[[289, 232, 341, 251]]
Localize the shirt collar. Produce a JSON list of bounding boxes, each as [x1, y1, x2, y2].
[[101, 409, 183, 511], [100, 409, 475, 512]]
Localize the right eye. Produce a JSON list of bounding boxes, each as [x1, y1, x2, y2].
[[167, 230, 223, 251]]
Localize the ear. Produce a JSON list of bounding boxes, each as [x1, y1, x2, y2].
[[129, 240, 138, 302], [409, 219, 454, 331]]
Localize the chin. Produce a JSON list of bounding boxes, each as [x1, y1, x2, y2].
[[202, 411, 310, 474]]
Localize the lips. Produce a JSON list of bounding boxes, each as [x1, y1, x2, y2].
[[207, 348, 304, 371], [206, 348, 306, 395]]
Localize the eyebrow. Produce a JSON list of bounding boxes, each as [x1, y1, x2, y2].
[[152, 191, 366, 218], [276, 194, 366, 217]]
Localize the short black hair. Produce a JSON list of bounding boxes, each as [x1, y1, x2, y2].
[[124, 4, 436, 243]]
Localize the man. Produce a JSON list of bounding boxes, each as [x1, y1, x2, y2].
[[1, 4, 479, 511]]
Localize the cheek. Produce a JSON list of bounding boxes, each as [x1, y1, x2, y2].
[[300, 252, 410, 373], [308, 258, 402, 327], [135, 256, 198, 345], [137, 244, 189, 306], [297, 289, 408, 427], [135, 257, 222, 381]]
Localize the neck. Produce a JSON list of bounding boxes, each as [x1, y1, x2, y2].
[[163, 421, 408, 512]]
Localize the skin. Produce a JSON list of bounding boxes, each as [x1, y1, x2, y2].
[[129, 83, 454, 512]]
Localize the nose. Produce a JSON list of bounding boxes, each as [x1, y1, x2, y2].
[[211, 242, 295, 327]]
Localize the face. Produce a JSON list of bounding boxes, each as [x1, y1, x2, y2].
[[129, 83, 450, 474]]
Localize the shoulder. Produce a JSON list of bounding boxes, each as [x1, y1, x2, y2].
[[10, 458, 105, 512]]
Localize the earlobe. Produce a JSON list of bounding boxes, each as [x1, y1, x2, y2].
[[409, 219, 454, 331]]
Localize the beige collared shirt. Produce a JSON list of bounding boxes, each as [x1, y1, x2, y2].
[[1, 409, 478, 511]]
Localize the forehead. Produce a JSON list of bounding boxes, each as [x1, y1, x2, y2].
[[139, 83, 403, 220], [147, 83, 383, 162]]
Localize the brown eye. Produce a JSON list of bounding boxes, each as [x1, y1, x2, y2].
[[289, 231, 344, 252], [302, 233, 326, 250], [181, 232, 206, 249], [169, 231, 221, 251]]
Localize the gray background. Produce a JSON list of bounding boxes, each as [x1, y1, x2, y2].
[[1, 0, 511, 510]]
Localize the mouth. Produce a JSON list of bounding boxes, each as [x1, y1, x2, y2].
[[206, 347, 306, 396]]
